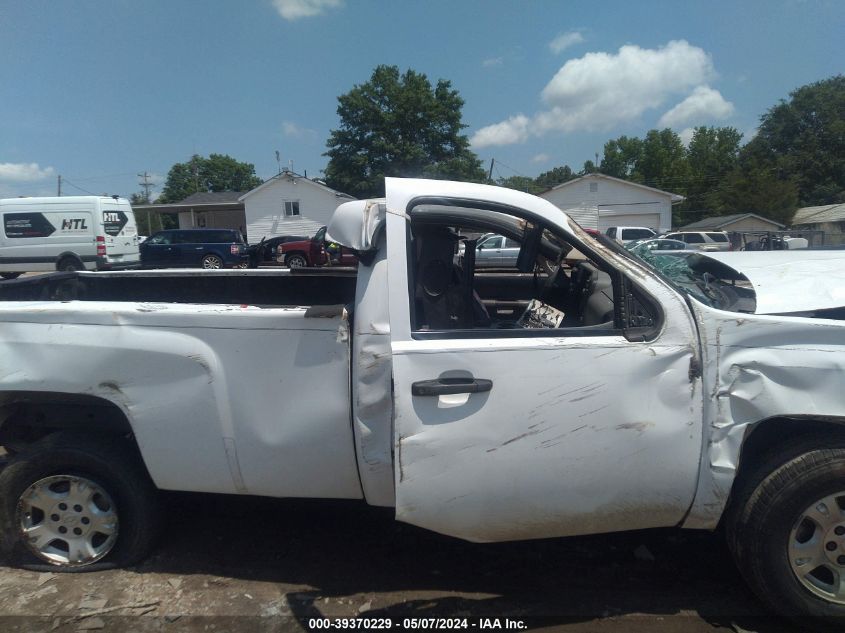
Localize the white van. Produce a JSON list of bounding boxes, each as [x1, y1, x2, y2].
[[0, 196, 140, 278]]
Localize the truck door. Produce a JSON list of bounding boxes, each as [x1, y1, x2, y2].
[[384, 178, 704, 543]]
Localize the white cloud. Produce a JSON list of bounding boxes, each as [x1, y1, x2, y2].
[[531, 153, 550, 164], [548, 31, 585, 54], [657, 85, 734, 128], [271, 0, 343, 21], [0, 162, 55, 182], [678, 127, 695, 146], [282, 121, 315, 138], [482, 57, 504, 68], [472, 40, 721, 148], [470, 114, 531, 148]]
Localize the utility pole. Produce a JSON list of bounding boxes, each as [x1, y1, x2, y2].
[[275, 150, 281, 175], [137, 171, 153, 203], [57, 175, 62, 196], [487, 158, 494, 181]]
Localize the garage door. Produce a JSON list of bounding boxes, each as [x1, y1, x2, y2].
[[597, 212, 661, 232]]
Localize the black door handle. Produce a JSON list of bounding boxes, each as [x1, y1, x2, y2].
[[411, 377, 493, 396]]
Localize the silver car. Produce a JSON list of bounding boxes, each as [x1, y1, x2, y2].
[[473, 234, 521, 267]]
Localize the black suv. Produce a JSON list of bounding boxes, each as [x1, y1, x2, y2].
[[140, 229, 249, 269]]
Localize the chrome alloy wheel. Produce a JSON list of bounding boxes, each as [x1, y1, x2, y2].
[[17, 475, 119, 567], [202, 255, 223, 269], [789, 491, 845, 604]]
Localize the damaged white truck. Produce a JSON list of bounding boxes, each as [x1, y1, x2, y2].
[[1, 178, 844, 624]]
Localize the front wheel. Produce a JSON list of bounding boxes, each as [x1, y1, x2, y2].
[[285, 253, 307, 269], [727, 434, 845, 626], [201, 254, 223, 269], [0, 432, 161, 571]]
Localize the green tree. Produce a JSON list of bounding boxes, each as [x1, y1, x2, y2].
[[158, 154, 262, 204], [681, 126, 743, 220], [496, 175, 540, 193], [580, 159, 598, 175], [711, 160, 799, 225], [744, 75, 845, 205], [599, 136, 644, 180], [324, 65, 485, 199], [534, 165, 575, 190], [638, 129, 688, 190]]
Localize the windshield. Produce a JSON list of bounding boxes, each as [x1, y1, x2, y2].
[[626, 244, 755, 312]]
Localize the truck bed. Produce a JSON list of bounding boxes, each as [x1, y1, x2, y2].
[[0, 268, 357, 307]]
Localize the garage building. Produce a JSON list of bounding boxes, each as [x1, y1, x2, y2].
[[539, 174, 683, 233]]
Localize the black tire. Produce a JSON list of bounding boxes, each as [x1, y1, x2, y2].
[[726, 431, 845, 628], [201, 254, 223, 269], [0, 432, 161, 572], [0, 273, 22, 280], [285, 253, 308, 269], [57, 258, 83, 272]]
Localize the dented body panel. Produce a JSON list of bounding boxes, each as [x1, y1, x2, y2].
[[682, 303, 845, 528], [0, 300, 361, 500], [383, 178, 704, 541]]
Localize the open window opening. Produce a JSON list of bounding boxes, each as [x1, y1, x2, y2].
[[407, 201, 647, 339]]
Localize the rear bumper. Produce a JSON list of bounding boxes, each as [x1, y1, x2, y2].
[[95, 256, 142, 271]]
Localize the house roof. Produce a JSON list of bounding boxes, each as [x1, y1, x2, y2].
[[179, 191, 246, 204], [540, 173, 685, 203], [792, 203, 845, 225], [239, 171, 355, 202], [680, 213, 785, 230]]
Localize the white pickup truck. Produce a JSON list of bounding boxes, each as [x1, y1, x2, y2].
[[1, 178, 844, 625]]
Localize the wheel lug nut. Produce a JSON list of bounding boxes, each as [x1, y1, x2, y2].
[[50, 514, 60, 521], [81, 517, 90, 525], [58, 526, 67, 534], [826, 541, 838, 551], [73, 528, 82, 536], [839, 555, 845, 565], [73, 504, 82, 512], [58, 503, 67, 511], [836, 526, 845, 536]]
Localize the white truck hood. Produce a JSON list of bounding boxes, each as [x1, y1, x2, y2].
[[692, 251, 845, 314]]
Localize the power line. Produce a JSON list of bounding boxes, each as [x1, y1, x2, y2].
[[64, 172, 138, 182], [60, 178, 98, 195]]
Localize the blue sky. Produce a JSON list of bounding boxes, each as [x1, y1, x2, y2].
[[0, 0, 842, 200]]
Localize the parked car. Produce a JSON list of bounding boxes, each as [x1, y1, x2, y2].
[[139, 228, 248, 269], [456, 233, 521, 268], [663, 231, 732, 251], [605, 226, 657, 243], [0, 195, 140, 277], [247, 235, 307, 268], [1, 178, 845, 627], [277, 226, 357, 268], [625, 238, 689, 253]]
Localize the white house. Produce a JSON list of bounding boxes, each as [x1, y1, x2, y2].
[[539, 174, 684, 233], [240, 171, 355, 243]]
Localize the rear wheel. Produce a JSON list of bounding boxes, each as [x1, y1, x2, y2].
[[201, 254, 223, 269], [0, 432, 161, 571], [57, 258, 82, 272], [285, 253, 307, 269], [727, 432, 845, 628]]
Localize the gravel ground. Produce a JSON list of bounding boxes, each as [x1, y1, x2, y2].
[[0, 485, 805, 633]]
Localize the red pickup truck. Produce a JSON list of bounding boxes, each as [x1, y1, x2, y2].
[[277, 226, 357, 268]]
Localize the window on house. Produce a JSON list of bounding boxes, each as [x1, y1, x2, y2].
[[284, 201, 300, 217], [589, 182, 598, 192]]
